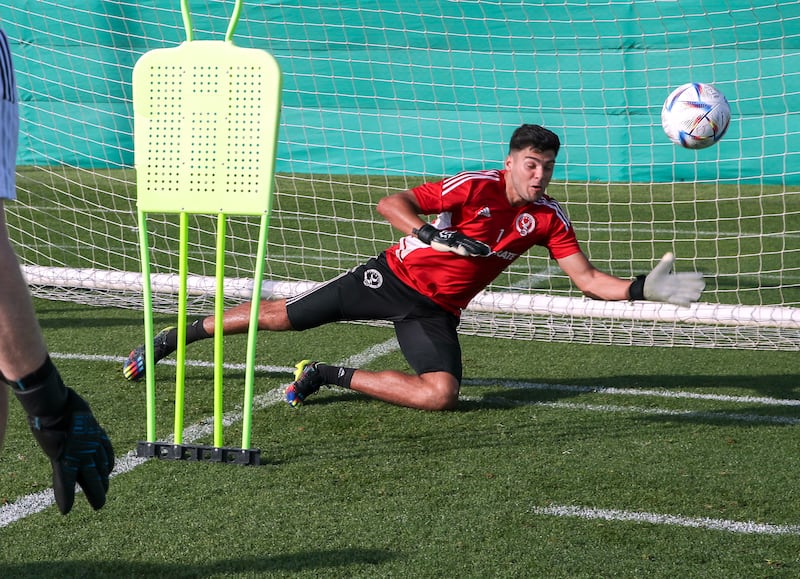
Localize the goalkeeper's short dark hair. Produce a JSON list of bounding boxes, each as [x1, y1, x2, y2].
[[509, 124, 561, 156]]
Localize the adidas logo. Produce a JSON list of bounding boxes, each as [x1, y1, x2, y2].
[[476, 206, 491, 218]]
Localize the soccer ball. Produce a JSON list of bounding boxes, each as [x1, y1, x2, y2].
[[661, 83, 731, 149]]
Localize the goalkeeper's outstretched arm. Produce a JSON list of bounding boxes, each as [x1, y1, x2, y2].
[[557, 251, 705, 307]]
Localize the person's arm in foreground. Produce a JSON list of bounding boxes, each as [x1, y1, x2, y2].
[[0, 25, 114, 514], [0, 206, 115, 514]]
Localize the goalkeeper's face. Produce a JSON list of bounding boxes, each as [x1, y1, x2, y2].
[[504, 147, 557, 206]]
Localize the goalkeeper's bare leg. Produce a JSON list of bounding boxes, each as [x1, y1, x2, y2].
[[125, 254, 464, 410], [123, 298, 291, 381], [124, 297, 460, 411]]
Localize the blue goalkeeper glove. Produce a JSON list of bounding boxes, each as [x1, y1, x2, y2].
[[413, 224, 492, 257]]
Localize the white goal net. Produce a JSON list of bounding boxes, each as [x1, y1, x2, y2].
[[1, 1, 798, 350]]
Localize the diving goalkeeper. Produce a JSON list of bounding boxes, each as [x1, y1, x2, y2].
[[123, 124, 705, 411]]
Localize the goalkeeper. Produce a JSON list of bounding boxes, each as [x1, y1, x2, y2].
[[0, 28, 114, 513], [123, 124, 705, 411]]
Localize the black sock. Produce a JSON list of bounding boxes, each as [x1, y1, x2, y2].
[[316, 364, 355, 389], [186, 319, 211, 344], [164, 319, 210, 349]]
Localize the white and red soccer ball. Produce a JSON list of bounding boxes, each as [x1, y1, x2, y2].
[[661, 82, 731, 149]]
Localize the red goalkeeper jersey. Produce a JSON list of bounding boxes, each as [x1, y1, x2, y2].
[[384, 169, 582, 316]]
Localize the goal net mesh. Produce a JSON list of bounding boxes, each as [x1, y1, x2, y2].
[[2, 1, 798, 350]]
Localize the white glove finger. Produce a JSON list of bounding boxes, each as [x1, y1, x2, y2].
[[643, 254, 705, 306], [683, 283, 705, 303], [670, 289, 696, 307], [431, 242, 468, 256], [429, 240, 447, 253], [643, 253, 676, 301], [650, 252, 676, 279]]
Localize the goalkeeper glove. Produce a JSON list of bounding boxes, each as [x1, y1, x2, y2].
[[629, 252, 705, 307], [413, 224, 492, 257], [9, 357, 114, 514]]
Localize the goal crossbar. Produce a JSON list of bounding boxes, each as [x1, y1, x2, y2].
[[23, 266, 800, 331]]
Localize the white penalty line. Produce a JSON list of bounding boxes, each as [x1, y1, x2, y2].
[[50, 352, 294, 376], [54, 352, 800, 410], [0, 386, 288, 528], [544, 400, 800, 425], [51, 341, 395, 377], [531, 504, 800, 536]]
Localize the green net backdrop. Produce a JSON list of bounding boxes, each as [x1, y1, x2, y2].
[[4, 1, 798, 184]]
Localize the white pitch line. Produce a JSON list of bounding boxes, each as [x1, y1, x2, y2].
[[531, 505, 800, 536], [50, 352, 294, 375], [338, 337, 399, 367], [0, 387, 288, 528], [0, 338, 400, 528], [510, 265, 563, 289]]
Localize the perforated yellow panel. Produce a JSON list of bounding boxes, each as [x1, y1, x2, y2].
[[133, 40, 281, 215]]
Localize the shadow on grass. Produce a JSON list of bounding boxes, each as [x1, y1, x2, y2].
[[462, 373, 800, 404], [2, 548, 397, 578], [460, 374, 800, 429]]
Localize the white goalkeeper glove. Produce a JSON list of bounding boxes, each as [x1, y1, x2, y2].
[[413, 224, 492, 257], [630, 252, 705, 307]]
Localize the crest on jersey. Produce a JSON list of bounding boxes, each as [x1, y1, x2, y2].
[[515, 213, 536, 236], [363, 268, 383, 289]]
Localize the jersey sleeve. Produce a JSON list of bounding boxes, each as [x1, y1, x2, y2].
[[410, 180, 446, 215], [411, 177, 479, 216], [543, 204, 582, 260]]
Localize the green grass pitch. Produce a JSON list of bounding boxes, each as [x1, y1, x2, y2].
[[0, 299, 798, 577]]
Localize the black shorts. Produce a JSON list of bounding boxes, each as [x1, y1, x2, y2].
[[286, 253, 463, 381]]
